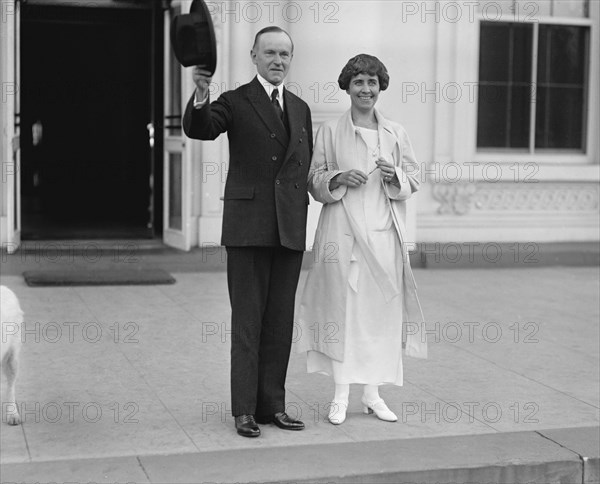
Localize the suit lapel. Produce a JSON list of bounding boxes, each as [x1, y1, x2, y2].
[[282, 90, 304, 162], [246, 77, 289, 148]]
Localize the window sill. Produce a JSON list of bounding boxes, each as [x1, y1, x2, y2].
[[473, 151, 592, 165], [450, 162, 600, 182]]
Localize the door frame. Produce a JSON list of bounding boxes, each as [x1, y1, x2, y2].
[[162, 0, 194, 251], [2, 0, 175, 247], [2, 0, 21, 253]]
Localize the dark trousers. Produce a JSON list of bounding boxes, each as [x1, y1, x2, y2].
[[226, 246, 304, 417]]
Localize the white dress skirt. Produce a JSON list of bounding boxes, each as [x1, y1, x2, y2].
[[306, 126, 405, 386]]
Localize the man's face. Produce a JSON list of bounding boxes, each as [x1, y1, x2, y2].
[[251, 32, 293, 86]]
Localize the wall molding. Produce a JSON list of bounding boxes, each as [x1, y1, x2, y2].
[[432, 182, 599, 216]]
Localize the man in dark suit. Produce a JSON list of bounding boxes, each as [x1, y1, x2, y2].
[[183, 26, 312, 438]]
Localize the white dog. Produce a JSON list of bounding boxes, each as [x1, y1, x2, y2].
[[1, 285, 23, 425]]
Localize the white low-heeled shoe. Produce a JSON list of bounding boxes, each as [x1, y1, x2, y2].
[[361, 396, 398, 422], [328, 400, 348, 425]]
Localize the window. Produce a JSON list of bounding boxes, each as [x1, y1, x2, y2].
[[536, 25, 588, 149], [478, 22, 533, 149], [476, 0, 590, 152]]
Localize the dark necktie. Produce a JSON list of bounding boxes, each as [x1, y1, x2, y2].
[[271, 89, 284, 123]]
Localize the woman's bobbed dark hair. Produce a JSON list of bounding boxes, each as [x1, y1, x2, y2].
[[338, 54, 390, 91]]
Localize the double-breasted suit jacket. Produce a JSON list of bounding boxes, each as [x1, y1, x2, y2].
[[183, 76, 313, 250]]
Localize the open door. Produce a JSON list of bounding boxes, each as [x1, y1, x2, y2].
[[2, 0, 21, 253], [162, 1, 193, 251], [20, 3, 155, 240]]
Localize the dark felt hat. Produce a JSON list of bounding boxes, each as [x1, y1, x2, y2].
[[170, 0, 217, 73]]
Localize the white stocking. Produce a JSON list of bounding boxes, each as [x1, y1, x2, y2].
[[363, 384, 380, 402], [333, 383, 350, 403]]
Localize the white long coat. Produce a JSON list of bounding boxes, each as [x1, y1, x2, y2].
[[296, 109, 427, 362]]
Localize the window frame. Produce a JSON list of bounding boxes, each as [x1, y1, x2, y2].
[[473, 13, 596, 165]]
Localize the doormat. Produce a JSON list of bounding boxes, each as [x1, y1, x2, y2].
[[23, 269, 176, 287]]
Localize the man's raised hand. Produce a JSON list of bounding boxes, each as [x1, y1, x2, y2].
[[193, 66, 213, 100]]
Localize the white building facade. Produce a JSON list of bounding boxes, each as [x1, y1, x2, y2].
[[1, 0, 598, 253]]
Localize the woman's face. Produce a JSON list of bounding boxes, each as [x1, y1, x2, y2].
[[346, 73, 380, 112]]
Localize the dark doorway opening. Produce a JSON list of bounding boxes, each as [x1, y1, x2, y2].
[[20, 4, 162, 239]]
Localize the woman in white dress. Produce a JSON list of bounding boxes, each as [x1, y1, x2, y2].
[[296, 54, 427, 425]]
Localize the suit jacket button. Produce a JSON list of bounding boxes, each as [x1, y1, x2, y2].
[[272, 155, 277, 161], [298, 161, 303, 166], [299, 138, 303, 143], [302, 127, 306, 133], [276, 179, 281, 185], [270, 133, 276, 138], [295, 183, 300, 189]]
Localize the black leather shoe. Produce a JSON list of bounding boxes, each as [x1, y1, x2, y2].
[[235, 414, 260, 438], [257, 412, 305, 430]]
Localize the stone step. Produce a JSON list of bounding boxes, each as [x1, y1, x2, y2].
[[2, 427, 597, 484]]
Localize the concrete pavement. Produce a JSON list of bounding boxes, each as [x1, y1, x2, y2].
[[0, 252, 598, 483]]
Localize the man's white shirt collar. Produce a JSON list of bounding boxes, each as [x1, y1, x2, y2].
[[257, 74, 284, 112]]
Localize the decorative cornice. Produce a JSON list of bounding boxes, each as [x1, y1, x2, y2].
[[432, 182, 600, 215]]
